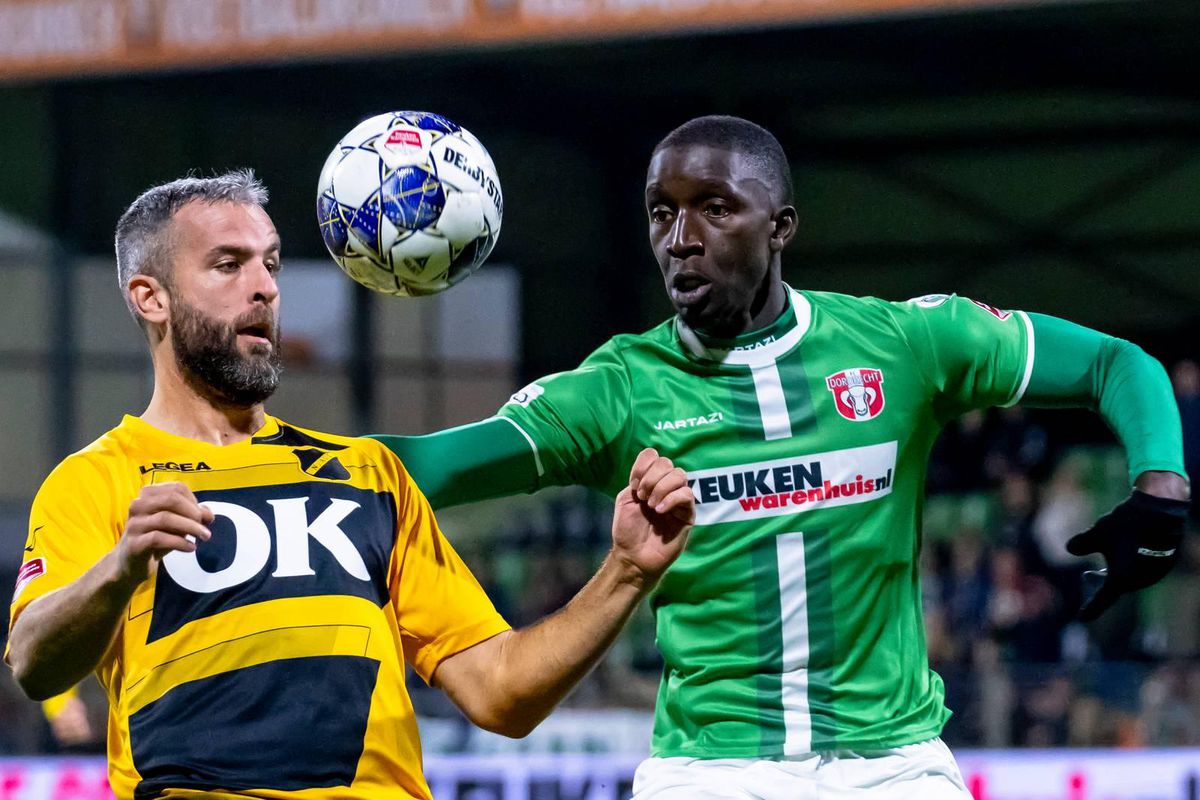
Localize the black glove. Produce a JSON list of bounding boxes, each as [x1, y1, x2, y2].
[[1065, 490, 1189, 622]]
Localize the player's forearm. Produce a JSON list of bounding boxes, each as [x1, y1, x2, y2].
[[1023, 313, 1187, 486], [1093, 338, 1188, 485], [483, 553, 649, 737], [368, 418, 539, 509], [7, 550, 136, 700]]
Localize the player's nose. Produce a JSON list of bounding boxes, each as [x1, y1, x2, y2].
[[247, 260, 279, 305], [667, 210, 703, 260]]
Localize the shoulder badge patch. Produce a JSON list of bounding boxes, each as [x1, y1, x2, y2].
[[909, 293, 950, 308], [13, 557, 46, 601], [969, 299, 1012, 321], [507, 382, 545, 408]]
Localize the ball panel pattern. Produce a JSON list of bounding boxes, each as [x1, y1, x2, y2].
[[317, 111, 502, 295]]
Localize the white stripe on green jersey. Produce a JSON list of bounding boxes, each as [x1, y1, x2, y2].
[[499, 288, 1032, 757]]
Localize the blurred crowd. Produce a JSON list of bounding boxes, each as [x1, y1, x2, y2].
[[925, 358, 1200, 748], [3, 359, 1199, 755]]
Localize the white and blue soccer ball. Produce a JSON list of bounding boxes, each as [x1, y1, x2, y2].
[[317, 111, 502, 296]]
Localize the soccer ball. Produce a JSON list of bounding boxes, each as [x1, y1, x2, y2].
[[316, 111, 503, 296]]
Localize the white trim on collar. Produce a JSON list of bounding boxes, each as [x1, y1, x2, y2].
[[676, 287, 812, 366]]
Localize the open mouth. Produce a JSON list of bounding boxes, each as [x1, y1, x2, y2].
[[670, 271, 711, 305], [237, 323, 273, 345]]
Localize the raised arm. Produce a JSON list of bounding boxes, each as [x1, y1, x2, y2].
[[893, 296, 1190, 618], [1021, 313, 1190, 618], [429, 448, 692, 737]]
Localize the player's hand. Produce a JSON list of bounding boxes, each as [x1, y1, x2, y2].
[[48, 695, 93, 747], [1066, 490, 1189, 621], [611, 448, 694, 588], [115, 483, 213, 587]]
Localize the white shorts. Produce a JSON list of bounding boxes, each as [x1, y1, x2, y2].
[[632, 737, 970, 800]]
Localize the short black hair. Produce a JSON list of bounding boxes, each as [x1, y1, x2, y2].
[[653, 115, 793, 204]]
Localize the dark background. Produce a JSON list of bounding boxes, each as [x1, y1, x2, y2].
[[2, 0, 1197, 382], [3, 0, 1200, 758]]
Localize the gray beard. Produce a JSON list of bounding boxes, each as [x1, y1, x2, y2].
[[170, 298, 282, 408]]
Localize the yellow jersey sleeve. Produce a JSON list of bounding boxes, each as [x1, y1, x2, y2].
[[9, 454, 121, 630], [387, 460, 510, 683], [41, 684, 80, 720]]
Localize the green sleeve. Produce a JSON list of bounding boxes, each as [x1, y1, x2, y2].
[[369, 338, 632, 507], [891, 294, 1032, 421], [367, 417, 539, 510], [1022, 313, 1186, 485], [496, 339, 633, 493]]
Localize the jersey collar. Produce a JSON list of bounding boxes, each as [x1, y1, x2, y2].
[[675, 286, 812, 366], [118, 413, 281, 452]]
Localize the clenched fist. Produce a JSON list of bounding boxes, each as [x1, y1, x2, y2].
[[610, 448, 694, 588]]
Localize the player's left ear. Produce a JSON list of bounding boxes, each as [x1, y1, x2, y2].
[[769, 205, 798, 252]]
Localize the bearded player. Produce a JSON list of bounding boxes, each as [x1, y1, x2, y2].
[[372, 116, 1190, 798], [6, 171, 694, 799]]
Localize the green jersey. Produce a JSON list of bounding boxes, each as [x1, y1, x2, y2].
[[497, 288, 1033, 758]]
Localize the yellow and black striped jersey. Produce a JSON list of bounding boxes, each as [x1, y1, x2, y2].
[[7, 414, 510, 799]]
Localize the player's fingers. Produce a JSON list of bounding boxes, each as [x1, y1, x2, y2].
[[635, 457, 676, 501], [139, 511, 212, 542], [138, 530, 199, 556], [157, 496, 210, 527], [654, 486, 696, 524], [131, 485, 209, 524], [648, 467, 689, 510], [628, 448, 661, 488], [1065, 527, 1103, 557]]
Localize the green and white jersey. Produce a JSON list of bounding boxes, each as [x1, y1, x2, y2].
[[498, 288, 1033, 758]]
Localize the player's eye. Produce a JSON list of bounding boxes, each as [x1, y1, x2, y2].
[[649, 206, 673, 224], [704, 201, 730, 218], [266, 260, 282, 275], [216, 260, 239, 272]]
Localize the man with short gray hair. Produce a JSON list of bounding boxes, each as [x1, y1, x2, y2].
[[114, 168, 269, 322], [113, 169, 282, 404]]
